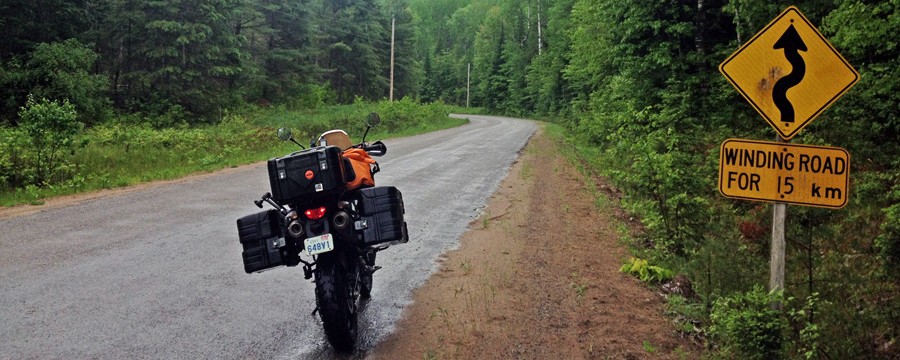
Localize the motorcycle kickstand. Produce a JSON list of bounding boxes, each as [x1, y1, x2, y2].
[[311, 306, 319, 316]]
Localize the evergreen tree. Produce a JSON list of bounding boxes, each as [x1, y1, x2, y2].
[[320, 0, 389, 102], [256, 0, 320, 103], [137, 0, 250, 120], [0, 0, 89, 59]]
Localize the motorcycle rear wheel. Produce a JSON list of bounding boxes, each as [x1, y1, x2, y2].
[[314, 254, 358, 352]]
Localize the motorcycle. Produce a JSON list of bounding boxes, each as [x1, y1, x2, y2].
[[235, 112, 409, 352]]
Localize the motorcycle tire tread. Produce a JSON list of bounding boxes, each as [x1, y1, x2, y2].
[[314, 257, 358, 353]]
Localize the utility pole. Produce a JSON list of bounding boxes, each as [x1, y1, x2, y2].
[[537, 0, 542, 55], [389, 15, 395, 102], [466, 62, 471, 108]]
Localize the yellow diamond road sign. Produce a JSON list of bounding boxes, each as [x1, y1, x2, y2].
[[719, 6, 859, 140]]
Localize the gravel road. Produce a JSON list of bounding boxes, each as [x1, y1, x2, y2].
[[0, 115, 536, 359]]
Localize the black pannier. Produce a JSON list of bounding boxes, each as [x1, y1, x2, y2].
[[267, 146, 346, 203], [356, 186, 409, 247], [237, 209, 288, 273]]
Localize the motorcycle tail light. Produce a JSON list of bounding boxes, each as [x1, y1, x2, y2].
[[305, 207, 327, 220]]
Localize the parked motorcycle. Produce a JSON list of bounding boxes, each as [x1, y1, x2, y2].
[[235, 113, 409, 352]]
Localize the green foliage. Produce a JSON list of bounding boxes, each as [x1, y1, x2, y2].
[[665, 294, 705, 337], [876, 182, 900, 276], [17, 96, 82, 186], [0, 126, 27, 188], [291, 84, 336, 110], [320, 0, 390, 103], [1, 100, 466, 206], [786, 293, 823, 360], [0, 39, 110, 124], [0, 0, 88, 59], [642, 340, 657, 354], [405, 0, 900, 358], [821, 0, 900, 167], [620, 257, 674, 283], [710, 286, 785, 360], [0, 0, 425, 123], [0, 1, 897, 356]]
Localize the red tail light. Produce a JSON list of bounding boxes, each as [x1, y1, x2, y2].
[[305, 207, 327, 220]]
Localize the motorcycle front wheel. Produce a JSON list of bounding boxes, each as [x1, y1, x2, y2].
[[314, 253, 358, 352]]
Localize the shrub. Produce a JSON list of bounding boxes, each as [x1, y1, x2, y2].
[[0, 126, 26, 187], [710, 285, 786, 360], [21, 39, 110, 124], [18, 95, 82, 186]]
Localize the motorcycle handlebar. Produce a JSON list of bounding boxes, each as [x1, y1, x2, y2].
[[363, 141, 387, 156]]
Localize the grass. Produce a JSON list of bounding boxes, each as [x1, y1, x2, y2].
[[643, 340, 657, 354], [570, 272, 589, 298], [479, 210, 492, 229], [1, 101, 472, 207]]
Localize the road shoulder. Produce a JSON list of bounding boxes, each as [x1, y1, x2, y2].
[[369, 127, 701, 359]]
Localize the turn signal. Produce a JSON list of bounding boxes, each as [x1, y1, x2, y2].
[[305, 207, 327, 220]]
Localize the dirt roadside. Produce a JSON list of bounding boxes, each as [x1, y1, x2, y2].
[[369, 127, 701, 359]]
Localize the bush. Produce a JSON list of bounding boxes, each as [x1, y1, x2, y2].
[[292, 83, 336, 109], [710, 285, 786, 360], [11, 39, 110, 125], [0, 126, 28, 188], [18, 95, 82, 186]]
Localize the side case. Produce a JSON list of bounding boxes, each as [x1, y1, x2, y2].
[[356, 186, 409, 247], [267, 146, 345, 203], [237, 209, 286, 273]]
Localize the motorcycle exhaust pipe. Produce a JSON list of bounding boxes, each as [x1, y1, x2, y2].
[[332, 210, 355, 240], [333, 211, 351, 230], [287, 220, 304, 238]]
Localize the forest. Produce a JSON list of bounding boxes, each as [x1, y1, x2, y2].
[[1, 0, 898, 358]]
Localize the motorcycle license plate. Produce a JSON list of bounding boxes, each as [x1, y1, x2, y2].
[[304, 233, 334, 255]]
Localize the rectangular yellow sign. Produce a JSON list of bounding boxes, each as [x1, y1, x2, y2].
[[718, 139, 850, 208]]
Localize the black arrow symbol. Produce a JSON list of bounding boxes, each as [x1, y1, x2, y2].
[[772, 23, 807, 124]]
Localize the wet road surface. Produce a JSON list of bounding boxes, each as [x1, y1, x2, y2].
[[0, 115, 536, 359]]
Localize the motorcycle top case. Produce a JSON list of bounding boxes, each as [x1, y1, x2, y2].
[[237, 209, 286, 273], [356, 186, 409, 247], [267, 146, 346, 203]]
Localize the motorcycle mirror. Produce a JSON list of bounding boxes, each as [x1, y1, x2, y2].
[[277, 127, 293, 142], [277, 127, 306, 150], [366, 112, 381, 127]]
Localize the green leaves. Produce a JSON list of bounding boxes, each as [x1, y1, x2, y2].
[[1, 39, 110, 125], [710, 286, 786, 360], [620, 256, 675, 283], [17, 95, 82, 186]]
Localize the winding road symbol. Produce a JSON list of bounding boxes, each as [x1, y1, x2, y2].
[[772, 23, 807, 125], [718, 6, 859, 140]]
